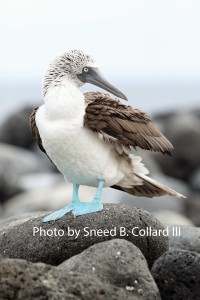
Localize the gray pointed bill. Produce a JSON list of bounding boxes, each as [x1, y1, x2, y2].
[[77, 67, 128, 101]]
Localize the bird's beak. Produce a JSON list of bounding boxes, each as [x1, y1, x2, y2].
[[77, 68, 128, 101]]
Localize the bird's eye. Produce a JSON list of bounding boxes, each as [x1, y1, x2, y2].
[[83, 67, 89, 73]]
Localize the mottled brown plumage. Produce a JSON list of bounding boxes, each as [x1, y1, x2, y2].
[[84, 92, 173, 155], [30, 92, 173, 158]]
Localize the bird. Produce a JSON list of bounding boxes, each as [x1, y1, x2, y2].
[[29, 49, 185, 222]]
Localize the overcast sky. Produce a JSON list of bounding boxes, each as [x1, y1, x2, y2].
[[1, 0, 200, 82]]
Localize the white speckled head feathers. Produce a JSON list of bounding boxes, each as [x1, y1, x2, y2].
[[43, 49, 97, 95]]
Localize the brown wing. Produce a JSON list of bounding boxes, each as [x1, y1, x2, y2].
[[84, 92, 173, 155], [29, 107, 46, 154]]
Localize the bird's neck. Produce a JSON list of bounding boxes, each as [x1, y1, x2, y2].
[[43, 67, 82, 97], [43, 78, 85, 124]]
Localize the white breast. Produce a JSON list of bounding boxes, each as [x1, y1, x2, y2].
[[36, 81, 124, 187]]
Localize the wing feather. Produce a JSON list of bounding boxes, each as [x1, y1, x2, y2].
[[84, 92, 173, 155], [29, 107, 46, 154]]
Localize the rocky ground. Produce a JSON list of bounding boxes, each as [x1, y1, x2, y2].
[[0, 106, 200, 299]]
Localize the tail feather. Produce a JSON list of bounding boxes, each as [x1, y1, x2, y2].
[[112, 173, 186, 198]]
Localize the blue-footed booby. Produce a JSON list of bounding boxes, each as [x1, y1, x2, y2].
[[30, 49, 184, 222]]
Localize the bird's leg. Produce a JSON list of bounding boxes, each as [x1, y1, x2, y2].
[[71, 183, 80, 204], [72, 179, 105, 216], [92, 179, 105, 203], [42, 183, 80, 222]]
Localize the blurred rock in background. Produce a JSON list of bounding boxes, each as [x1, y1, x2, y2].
[[154, 110, 200, 183], [0, 106, 35, 149], [0, 143, 51, 204]]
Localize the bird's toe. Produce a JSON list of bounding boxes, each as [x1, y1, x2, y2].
[[72, 202, 103, 216], [42, 204, 74, 222]]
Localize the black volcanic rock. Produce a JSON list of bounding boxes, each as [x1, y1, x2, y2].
[[0, 204, 168, 267], [151, 249, 200, 300], [0, 258, 138, 300], [168, 224, 200, 254], [59, 239, 161, 300], [0, 106, 34, 149]]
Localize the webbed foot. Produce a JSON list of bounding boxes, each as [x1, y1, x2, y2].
[[42, 203, 75, 222], [42, 180, 105, 221], [72, 201, 103, 216]]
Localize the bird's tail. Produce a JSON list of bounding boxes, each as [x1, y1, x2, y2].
[[112, 173, 185, 198]]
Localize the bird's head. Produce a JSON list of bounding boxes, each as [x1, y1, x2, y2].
[[43, 49, 127, 100]]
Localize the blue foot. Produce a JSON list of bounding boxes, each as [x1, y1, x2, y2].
[[42, 203, 75, 222], [72, 201, 103, 216], [42, 180, 105, 221]]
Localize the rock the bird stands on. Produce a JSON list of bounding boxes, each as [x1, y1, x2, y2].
[[29, 49, 185, 222]]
